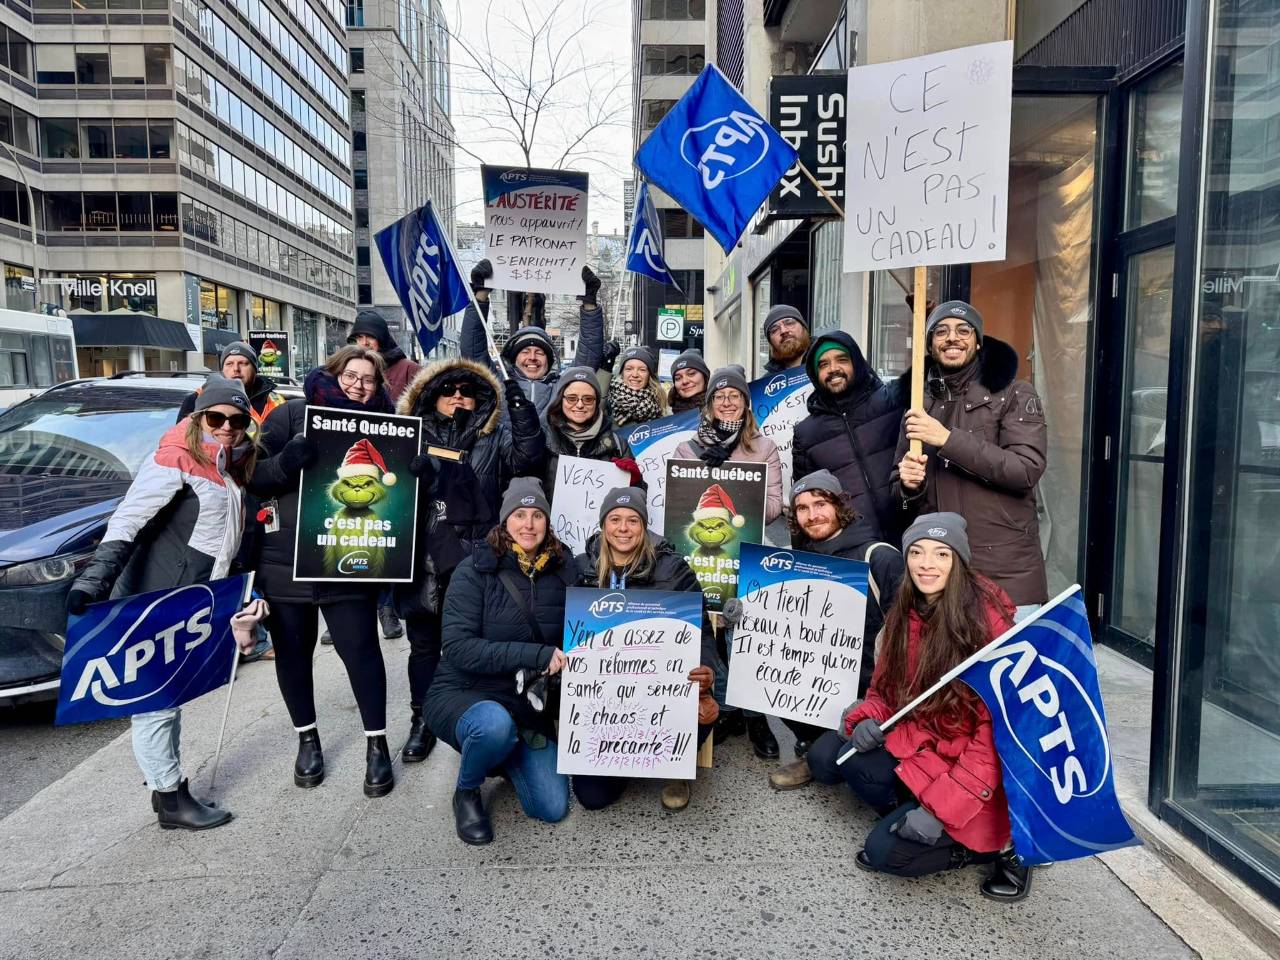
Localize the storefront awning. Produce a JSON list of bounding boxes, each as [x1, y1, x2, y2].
[[70, 309, 195, 351], [202, 327, 244, 355]]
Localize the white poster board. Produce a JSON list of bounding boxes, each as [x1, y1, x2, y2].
[[842, 40, 1013, 274], [482, 164, 589, 295], [550, 455, 629, 554]]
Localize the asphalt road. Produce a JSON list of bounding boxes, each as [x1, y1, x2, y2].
[[0, 699, 127, 820]]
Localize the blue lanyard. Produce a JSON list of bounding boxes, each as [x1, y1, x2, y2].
[[609, 570, 627, 590]]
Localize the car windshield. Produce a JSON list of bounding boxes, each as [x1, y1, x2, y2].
[[0, 385, 183, 480]]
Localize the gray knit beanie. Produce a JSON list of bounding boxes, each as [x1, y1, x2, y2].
[[219, 341, 258, 369], [195, 373, 250, 413], [790, 469, 844, 508], [706, 364, 750, 405], [764, 304, 806, 338], [925, 300, 984, 345], [599, 486, 648, 528], [671, 349, 710, 380], [902, 511, 971, 566], [500, 477, 551, 523], [619, 345, 657, 378]]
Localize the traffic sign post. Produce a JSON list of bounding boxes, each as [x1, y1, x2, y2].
[[657, 307, 685, 344]]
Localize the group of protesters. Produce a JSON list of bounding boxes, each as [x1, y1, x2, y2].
[[67, 257, 1047, 904]]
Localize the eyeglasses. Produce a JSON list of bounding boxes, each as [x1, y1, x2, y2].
[[931, 323, 975, 340], [339, 371, 378, 388], [202, 411, 251, 430], [712, 391, 743, 405], [563, 394, 596, 408], [439, 382, 477, 399]]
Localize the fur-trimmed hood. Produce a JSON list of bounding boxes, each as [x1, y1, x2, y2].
[[896, 335, 1020, 399], [397, 355, 504, 439]]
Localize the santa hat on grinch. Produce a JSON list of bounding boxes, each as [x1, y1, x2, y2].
[[693, 483, 744, 528], [260, 339, 278, 354], [337, 438, 396, 486]]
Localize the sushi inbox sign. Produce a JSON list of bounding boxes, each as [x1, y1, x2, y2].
[[482, 165, 589, 295], [557, 588, 703, 780], [843, 40, 1013, 273]]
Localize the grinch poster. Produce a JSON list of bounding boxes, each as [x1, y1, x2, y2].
[[292, 406, 421, 582], [663, 459, 768, 612], [247, 330, 290, 379]]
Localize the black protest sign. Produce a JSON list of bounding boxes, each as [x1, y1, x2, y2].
[[247, 330, 290, 379]]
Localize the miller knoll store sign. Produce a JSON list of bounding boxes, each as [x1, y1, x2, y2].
[[41, 276, 157, 298]]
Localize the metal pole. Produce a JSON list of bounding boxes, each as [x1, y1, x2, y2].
[[0, 140, 40, 304]]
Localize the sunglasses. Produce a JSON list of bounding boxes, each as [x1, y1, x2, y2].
[[202, 411, 251, 430], [439, 382, 477, 399]]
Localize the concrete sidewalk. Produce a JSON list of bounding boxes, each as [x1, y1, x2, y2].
[[0, 638, 1254, 960]]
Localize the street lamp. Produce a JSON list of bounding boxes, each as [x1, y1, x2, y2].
[[0, 138, 41, 307]]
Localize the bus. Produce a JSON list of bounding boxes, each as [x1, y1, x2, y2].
[[0, 308, 79, 409]]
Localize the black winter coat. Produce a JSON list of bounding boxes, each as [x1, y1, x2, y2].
[[792, 331, 906, 541], [573, 533, 717, 669], [541, 417, 632, 501], [423, 544, 576, 750]]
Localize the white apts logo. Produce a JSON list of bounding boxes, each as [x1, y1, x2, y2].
[[632, 226, 667, 275], [760, 551, 794, 572], [680, 111, 772, 190], [763, 374, 788, 397], [588, 592, 627, 618]]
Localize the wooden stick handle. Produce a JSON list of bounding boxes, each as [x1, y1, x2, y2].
[[909, 266, 927, 457], [797, 159, 845, 220]]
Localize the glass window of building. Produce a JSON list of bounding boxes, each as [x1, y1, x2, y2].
[[149, 121, 172, 159], [350, 48, 364, 73], [36, 46, 75, 85], [83, 193, 116, 229], [75, 47, 110, 85], [41, 118, 78, 159], [5, 264, 34, 312], [82, 122, 112, 160], [117, 193, 152, 230], [153, 194, 178, 230], [144, 45, 170, 85], [45, 193, 82, 231], [1126, 63, 1183, 229], [114, 122, 148, 160], [111, 45, 145, 85]]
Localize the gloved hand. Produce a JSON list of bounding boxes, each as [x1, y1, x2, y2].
[[687, 665, 714, 692], [720, 597, 744, 627], [699, 442, 732, 469], [611, 457, 643, 487], [470, 258, 493, 293], [600, 339, 621, 372], [408, 454, 436, 483], [849, 717, 886, 753], [278, 433, 318, 475], [66, 586, 99, 617], [503, 378, 530, 413], [838, 701, 864, 740], [578, 265, 601, 305], [893, 806, 945, 846]]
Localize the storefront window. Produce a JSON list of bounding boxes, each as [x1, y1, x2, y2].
[[1173, 0, 1280, 900], [1126, 63, 1183, 229], [809, 220, 843, 335], [4, 264, 33, 311], [750, 270, 771, 377]]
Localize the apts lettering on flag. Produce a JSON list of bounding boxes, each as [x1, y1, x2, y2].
[[635, 65, 798, 253], [626, 182, 680, 290], [958, 588, 1140, 866], [55, 574, 253, 725], [374, 199, 471, 356]]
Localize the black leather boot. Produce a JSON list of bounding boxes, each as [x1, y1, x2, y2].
[[364, 735, 394, 797], [154, 779, 233, 831], [713, 710, 746, 745], [453, 786, 492, 845], [401, 707, 436, 763], [980, 851, 1032, 902], [746, 714, 780, 760], [294, 728, 324, 788]]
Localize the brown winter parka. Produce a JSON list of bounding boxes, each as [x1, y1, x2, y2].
[[889, 336, 1048, 606]]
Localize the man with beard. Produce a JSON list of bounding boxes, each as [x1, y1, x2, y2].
[[349, 311, 422, 404], [762, 305, 811, 374], [892, 300, 1048, 617], [792, 331, 906, 541]]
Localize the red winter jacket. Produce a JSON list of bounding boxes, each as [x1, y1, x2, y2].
[[845, 587, 1014, 853]]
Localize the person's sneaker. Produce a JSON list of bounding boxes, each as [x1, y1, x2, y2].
[[768, 758, 812, 791], [661, 779, 691, 811], [378, 605, 404, 640]]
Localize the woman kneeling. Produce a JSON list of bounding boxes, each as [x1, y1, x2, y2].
[[422, 478, 573, 845], [810, 512, 1030, 901]]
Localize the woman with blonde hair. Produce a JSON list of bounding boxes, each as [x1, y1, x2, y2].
[[605, 346, 668, 427]]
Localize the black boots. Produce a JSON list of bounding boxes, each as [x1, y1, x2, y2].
[[747, 714, 780, 760], [713, 710, 746, 744], [364, 735, 394, 797], [153, 779, 233, 831], [378, 604, 404, 639], [453, 786, 492, 845], [980, 850, 1033, 902], [401, 707, 437, 763], [294, 729, 324, 788]]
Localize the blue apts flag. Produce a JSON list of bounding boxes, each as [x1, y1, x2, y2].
[[958, 588, 1140, 866], [634, 65, 799, 253], [374, 199, 471, 356], [625, 182, 680, 290], [55, 574, 253, 725]]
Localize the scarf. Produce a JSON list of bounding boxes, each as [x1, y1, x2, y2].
[[557, 408, 606, 447], [607, 380, 661, 427], [512, 544, 553, 577], [303, 368, 394, 413], [694, 417, 742, 468], [668, 389, 705, 414]]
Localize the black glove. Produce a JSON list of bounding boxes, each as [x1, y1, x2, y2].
[[850, 717, 886, 752], [408, 454, 436, 484], [66, 540, 132, 617], [279, 433, 318, 475], [578, 265, 601, 305], [503, 378, 530, 413], [893, 806, 945, 846], [470, 258, 493, 293], [698, 441, 733, 469], [66, 587, 97, 617], [600, 339, 621, 373]]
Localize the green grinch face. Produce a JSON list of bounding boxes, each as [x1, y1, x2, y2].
[[687, 517, 736, 549], [329, 475, 386, 509], [259, 346, 279, 365]]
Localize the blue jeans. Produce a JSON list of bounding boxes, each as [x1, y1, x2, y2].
[[454, 701, 569, 823], [132, 707, 182, 791]]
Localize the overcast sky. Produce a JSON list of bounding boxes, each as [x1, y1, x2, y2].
[[446, 0, 634, 236]]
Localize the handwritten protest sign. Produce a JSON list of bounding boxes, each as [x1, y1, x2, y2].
[[482, 164, 589, 295], [749, 367, 813, 495], [557, 588, 702, 780], [726, 542, 868, 729], [550, 455, 629, 553], [618, 411, 698, 536], [842, 40, 1013, 273], [247, 330, 290, 379], [293, 407, 421, 582], [664, 459, 767, 612]]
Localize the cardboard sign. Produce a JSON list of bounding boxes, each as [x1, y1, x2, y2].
[[247, 330, 290, 379], [727, 543, 868, 729], [557, 587, 703, 780], [482, 164, 589, 294], [293, 406, 421, 582], [748, 367, 814, 495], [550, 455, 629, 554], [617, 411, 698, 536], [842, 40, 1013, 273], [664, 458, 768, 612]]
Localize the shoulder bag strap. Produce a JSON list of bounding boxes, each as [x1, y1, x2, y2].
[[498, 569, 551, 647]]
